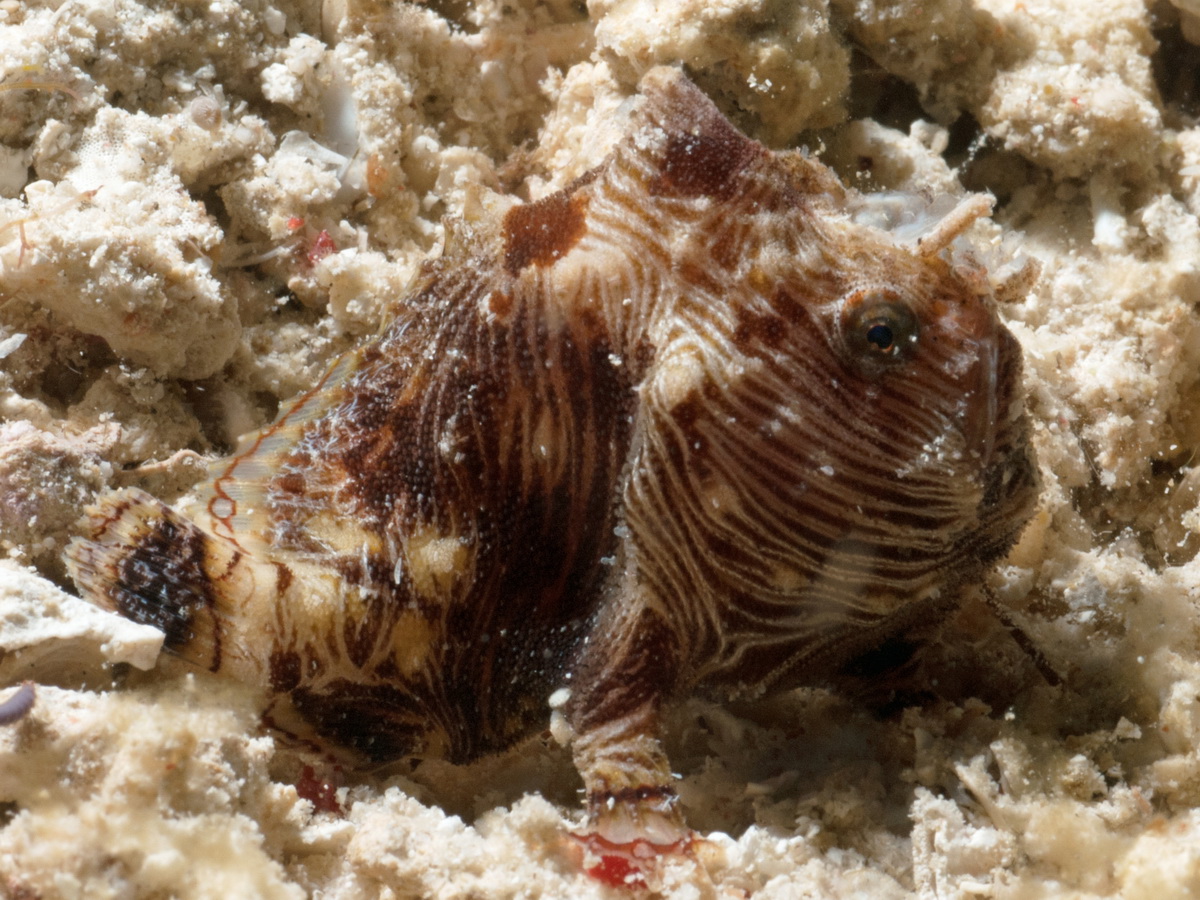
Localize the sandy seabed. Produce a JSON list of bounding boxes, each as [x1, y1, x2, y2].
[[2, 0, 1200, 897]]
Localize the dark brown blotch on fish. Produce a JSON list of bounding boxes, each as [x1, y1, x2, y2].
[[503, 188, 590, 275]]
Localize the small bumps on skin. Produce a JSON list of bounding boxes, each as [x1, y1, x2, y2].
[[66, 67, 1039, 874]]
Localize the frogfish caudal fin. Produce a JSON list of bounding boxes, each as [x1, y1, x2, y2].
[[65, 487, 281, 686]]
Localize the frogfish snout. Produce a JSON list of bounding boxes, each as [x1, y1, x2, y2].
[[929, 287, 1039, 565]]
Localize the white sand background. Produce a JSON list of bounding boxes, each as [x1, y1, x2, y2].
[[3, 0, 1200, 896]]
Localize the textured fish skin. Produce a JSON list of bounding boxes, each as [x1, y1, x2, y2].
[[67, 67, 1038, 855]]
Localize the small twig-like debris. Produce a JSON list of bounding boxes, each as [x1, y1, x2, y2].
[[0, 189, 97, 271], [916, 194, 995, 258], [0, 682, 35, 725], [0, 79, 81, 102]]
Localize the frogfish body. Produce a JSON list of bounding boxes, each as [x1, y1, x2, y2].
[[68, 67, 1039, 866]]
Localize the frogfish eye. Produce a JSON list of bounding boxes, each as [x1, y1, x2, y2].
[[866, 322, 894, 351], [840, 288, 919, 363]]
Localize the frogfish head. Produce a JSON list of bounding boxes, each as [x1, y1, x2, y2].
[[810, 233, 1041, 581]]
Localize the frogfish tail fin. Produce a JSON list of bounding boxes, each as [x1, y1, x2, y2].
[[66, 487, 245, 675]]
